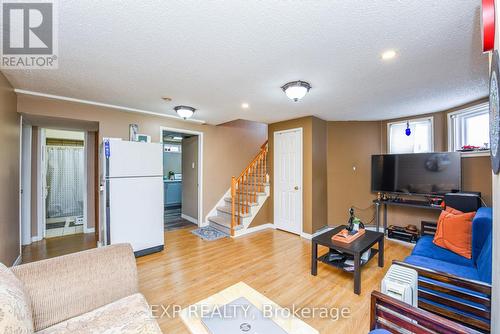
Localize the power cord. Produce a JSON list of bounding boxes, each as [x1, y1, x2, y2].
[[350, 204, 376, 226]]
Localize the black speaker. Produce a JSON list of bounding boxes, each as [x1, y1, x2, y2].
[[444, 192, 482, 213]]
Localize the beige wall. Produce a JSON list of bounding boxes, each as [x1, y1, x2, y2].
[[17, 95, 268, 228], [462, 156, 492, 205], [327, 121, 382, 226], [268, 107, 492, 233], [311, 117, 328, 232], [182, 136, 199, 220], [0, 72, 20, 265]]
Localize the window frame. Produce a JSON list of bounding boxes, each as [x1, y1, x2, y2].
[[447, 102, 490, 154], [387, 116, 434, 154]]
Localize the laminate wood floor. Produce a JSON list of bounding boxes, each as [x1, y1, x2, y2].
[[137, 227, 413, 334], [21, 233, 97, 264]]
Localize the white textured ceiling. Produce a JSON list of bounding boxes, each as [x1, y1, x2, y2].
[[3, 1, 489, 124]]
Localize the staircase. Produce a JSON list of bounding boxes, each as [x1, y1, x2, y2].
[[208, 141, 269, 236]]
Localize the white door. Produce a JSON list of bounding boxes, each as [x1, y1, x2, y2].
[[274, 128, 303, 235]]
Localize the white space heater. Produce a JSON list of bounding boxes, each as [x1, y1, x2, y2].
[[381, 264, 418, 306]]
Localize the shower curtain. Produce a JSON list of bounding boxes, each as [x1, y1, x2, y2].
[[46, 146, 85, 218]]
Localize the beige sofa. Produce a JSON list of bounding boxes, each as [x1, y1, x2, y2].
[[0, 244, 162, 333]]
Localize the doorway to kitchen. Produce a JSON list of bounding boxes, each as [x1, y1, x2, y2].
[[161, 128, 202, 231]]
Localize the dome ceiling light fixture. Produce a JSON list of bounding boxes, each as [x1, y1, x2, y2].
[[281, 80, 311, 102], [174, 105, 196, 119]]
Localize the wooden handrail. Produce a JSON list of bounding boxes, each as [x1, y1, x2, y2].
[[230, 142, 268, 236], [260, 140, 268, 149], [236, 142, 268, 180]]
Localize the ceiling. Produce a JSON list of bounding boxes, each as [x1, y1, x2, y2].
[[3, 1, 489, 125]]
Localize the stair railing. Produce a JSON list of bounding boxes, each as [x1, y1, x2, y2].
[[230, 141, 268, 236]]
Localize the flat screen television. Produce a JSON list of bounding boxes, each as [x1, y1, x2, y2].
[[371, 152, 461, 196]]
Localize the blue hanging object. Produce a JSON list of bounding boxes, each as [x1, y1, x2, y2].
[[405, 121, 411, 136]]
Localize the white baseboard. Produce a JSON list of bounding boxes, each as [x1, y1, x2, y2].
[[300, 226, 334, 240], [365, 225, 382, 232], [300, 232, 312, 239], [31, 236, 42, 242], [234, 223, 275, 237], [13, 254, 22, 266], [84, 227, 95, 234], [181, 214, 198, 225]]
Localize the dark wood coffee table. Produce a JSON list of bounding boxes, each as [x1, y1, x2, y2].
[[311, 226, 384, 295]]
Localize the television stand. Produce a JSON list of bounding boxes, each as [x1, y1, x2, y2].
[[373, 198, 442, 234]]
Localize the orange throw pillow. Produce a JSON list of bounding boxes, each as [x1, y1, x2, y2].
[[433, 210, 475, 259], [444, 206, 463, 215]]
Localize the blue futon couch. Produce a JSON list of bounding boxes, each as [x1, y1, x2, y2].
[[404, 207, 492, 284], [396, 207, 493, 332], [368, 208, 492, 333]]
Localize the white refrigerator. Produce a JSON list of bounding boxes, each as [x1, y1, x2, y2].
[[101, 139, 164, 256]]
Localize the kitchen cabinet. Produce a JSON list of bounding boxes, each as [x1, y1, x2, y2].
[[164, 180, 182, 206]]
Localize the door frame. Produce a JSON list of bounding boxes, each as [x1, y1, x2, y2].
[[36, 128, 45, 239], [38, 128, 88, 238], [20, 122, 32, 246], [159, 126, 203, 226], [273, 127, 303, 235], [18, 116, 24, 261]]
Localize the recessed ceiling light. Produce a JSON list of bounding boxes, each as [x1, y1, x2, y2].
[[241, 103, 250, 109], [381, 50, 397, 60]]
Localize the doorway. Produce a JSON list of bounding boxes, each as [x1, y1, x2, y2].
[[43, 129, 86, 238], [160, 127, 202, 231], [19, 122, 98, 263], [273, 128, 303, 235]]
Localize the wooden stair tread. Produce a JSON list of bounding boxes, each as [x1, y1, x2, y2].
[[216, 205, 251, 217], [208, 216, 244, 230]]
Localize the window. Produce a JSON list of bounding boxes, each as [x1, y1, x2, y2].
[[388, 117, 433, 154], [448, 103, 489, 152]]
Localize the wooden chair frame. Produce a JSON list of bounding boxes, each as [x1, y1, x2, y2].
[[370, 290, 482, 334]]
